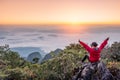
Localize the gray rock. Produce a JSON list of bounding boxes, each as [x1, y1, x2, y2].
[[27, 52, 42, 63], [42, 48, 62, 62], [73, 61, 114, 80]]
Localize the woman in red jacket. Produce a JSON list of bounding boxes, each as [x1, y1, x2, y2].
[[79, 37, 109, 63]]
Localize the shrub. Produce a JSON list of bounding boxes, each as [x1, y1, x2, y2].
[[101, 42, 120, 62]]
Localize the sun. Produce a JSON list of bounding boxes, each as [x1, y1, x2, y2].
[[68, 17, 80, 25]]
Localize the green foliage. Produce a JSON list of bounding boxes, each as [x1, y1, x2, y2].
[[37, 43, 86, 80], [0, 45, 23, 68], [110, 42, 120, 61], [4, 68, 24, 80], [101, 42, 120, 62], [5, 51, 21, 68], [0, 42, 120, 80], [0, 45, 33, 80]]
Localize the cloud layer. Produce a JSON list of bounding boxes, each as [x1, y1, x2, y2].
[[0, 25, 120, 52]]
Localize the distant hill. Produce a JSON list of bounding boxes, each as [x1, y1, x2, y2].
[[10, 47, 47, 58], [27, 52, 42, 63], [42, 48, 62, 62]]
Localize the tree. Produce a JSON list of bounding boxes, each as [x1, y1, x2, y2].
[[0, 45, 23, 68], [110, 42, 120, 61], [101, 42, 120, 62], [38, 43, 86, 80]]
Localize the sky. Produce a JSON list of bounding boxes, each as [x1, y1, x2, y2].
[[0, 0, 120, 25]]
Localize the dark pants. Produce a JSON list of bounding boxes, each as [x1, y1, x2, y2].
[[82, 55, 89, 62]]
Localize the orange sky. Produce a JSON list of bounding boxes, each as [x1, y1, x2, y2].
[[0, 0, 120, 25]]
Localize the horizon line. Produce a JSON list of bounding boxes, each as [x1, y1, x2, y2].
[[0, 22, 120, 26]]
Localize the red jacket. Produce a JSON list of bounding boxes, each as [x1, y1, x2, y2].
[[79, 38, 108, 62]]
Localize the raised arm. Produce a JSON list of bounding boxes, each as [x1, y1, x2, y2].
[[99, 37, 109, 50], [79, 40, 91, 52]]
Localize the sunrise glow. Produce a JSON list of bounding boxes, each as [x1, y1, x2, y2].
[[0, 0, 120, 25]]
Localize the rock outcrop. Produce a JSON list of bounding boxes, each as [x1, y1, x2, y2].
[[73, 61, 115, 80], [27, 52, 42, 63], [42, 48, 62, 62]]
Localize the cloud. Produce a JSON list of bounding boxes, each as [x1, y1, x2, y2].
[[48, 34, 58, 37], [0, 37, 5, 39], [7, 38, 19, 41], [87, 26, 120, 33], [23, 33, 40, 37], [0, 25, 120, 54], [38, 36, 44, 40], [37, 28, 62, 33]]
